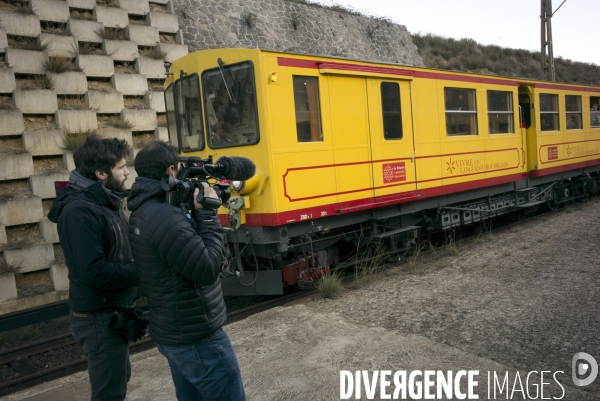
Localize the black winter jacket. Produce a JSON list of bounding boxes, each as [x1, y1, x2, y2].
[[127, 177, 227, 346], [48, 171, 138, 312]]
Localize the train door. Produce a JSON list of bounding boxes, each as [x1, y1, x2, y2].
[[326, 75, 374, 204], [366, 78, 417, 202], [518, 85, 536, 171]]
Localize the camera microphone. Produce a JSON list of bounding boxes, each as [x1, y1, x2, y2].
[[211, 156, 256, 181]]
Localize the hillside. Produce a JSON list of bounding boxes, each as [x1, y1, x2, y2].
[[411, 33, 600, 86]]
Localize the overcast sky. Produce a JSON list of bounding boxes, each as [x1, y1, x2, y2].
[[312, 0, 599, 66]]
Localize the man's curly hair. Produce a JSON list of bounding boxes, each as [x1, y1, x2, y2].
[[73, 134, 130, 180]]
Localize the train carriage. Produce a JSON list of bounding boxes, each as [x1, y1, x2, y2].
[[163, 48, 600, 295]]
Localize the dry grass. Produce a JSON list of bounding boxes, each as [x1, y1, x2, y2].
[[132, 132, 155, 149], [0, 236, 35, 252], [19, 75, 55, 90], [43, 57, 83, 74], [96, 27, 126, 40], [108, 119, 134, 129], [140, 46, 165, 60], [40, 21, 69, 36], [0, 259, 21, 275], [76, 42, 105, 55], [156, 114, 167, 127], [87, 78, 115, 92], [58, 94, 88, 110], [347, 240, 388, 290], [316, 271, 343, 299], [62, 131, 90, 151], [0, 187, 31, 203], [443, 231, 460, 256], [124, 95, 149, 110], [8, 36, 50, 52], [97, 0, 120, 7], [0, 101, 16, 110], [0, 0, 34, 14], [148, 79, 165, 91], [70, 9, 95, 21]]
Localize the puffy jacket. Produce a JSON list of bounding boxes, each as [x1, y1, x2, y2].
[[48, 171, 138, 312], [127, 177, 227, 346]]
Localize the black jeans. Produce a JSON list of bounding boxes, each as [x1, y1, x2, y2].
[[70, 312, 131, 401]]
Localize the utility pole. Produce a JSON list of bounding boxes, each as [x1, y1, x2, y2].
[[540, 0, 555, 81], [541, 0, 567, 82]]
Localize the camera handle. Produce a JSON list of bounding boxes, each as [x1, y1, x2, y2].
[[196, 185, 222, 210]]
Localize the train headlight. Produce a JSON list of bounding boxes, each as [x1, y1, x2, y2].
[[232, 180, 245, 193], [231, 174, 260, 195]]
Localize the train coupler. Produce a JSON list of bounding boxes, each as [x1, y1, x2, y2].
[[282, 252, 330, 288]]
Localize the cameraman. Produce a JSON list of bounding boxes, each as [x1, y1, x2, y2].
[[127, 141, 245, 401], [48, 134, 138, 401]]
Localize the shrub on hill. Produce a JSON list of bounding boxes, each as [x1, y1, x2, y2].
[[411, 33, 600, 86]]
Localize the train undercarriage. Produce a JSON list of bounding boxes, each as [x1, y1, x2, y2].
[[220, 169, 600, 296]]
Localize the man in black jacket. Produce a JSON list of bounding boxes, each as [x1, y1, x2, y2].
[[127, 141, 245, 401], [48, 135, 138, 401]]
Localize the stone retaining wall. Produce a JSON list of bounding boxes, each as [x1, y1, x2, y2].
[[174, 0, 424, 67]]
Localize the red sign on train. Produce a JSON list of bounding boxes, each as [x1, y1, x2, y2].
[[382, 162, 406, 183], [548, 146, 558, 161]]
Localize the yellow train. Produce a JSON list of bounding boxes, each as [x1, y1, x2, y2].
[[163, 48, 600, 295]]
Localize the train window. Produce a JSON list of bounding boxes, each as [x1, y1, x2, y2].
[[445, 88, 478, 136], [202, 61, 259, 149], [540, 93, 559, 131], [173, 74, 204, 152], [590, 96, 600, 128], [293, 76, 323, 142], [565, 95, 582, 130], [164, 83, 180, 150], [381, 82, 403, 140], [487, 91, 514, 134]]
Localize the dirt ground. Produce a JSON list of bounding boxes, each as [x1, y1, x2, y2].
[[3, 200, 599, 401]]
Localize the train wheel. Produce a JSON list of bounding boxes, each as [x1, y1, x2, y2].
[[544, 197, 560, 211]]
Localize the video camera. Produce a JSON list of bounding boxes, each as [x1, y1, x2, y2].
[[161, 155, 256, 210]]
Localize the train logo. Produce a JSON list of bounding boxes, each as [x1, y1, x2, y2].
[[446, 158, 457, 174], [382, 162, 407, 183]]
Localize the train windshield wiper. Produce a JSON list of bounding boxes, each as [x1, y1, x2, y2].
[[217, 58, 236, 105]]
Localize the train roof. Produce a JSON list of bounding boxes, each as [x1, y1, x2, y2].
[[177, 47, 600, 92]]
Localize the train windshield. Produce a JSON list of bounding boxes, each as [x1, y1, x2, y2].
[[202, 61, 259, 148], [164, 74, 204, 152]]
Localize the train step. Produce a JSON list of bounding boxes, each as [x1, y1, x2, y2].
[[515, 200, 546, 208], [372, 225, 420, 239], [516, 187, 536, 192]]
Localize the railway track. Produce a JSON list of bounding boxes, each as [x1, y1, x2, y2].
[[0, 288, 316, 397]]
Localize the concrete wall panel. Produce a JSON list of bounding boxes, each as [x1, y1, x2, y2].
[[76, 54, 115, 77], [22, 130, 65, 156], [0, 196, 44, 226], [4, 243, 55, 273], [86, 90, 124, 113], [31, 0, 70, 23], [30, 171, 70, 199], [0, 110, 25, 136], [55, 110, 98, 132], [5, 48, 47, 75], [0, 153, 35, 181]]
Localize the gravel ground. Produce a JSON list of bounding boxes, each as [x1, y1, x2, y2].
[[2, 200, 599, 401]]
